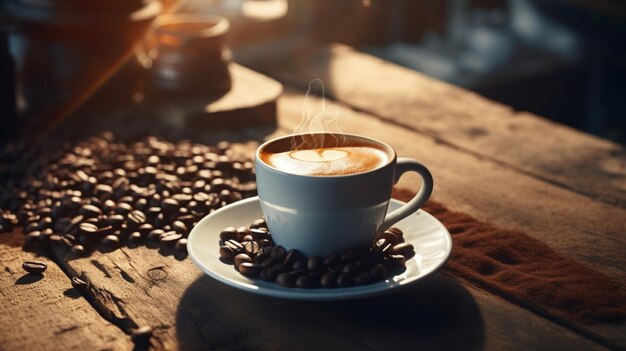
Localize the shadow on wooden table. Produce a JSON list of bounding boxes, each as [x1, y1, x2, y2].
[[175, 273, 484, 350]]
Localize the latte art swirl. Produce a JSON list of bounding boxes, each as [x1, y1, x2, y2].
[[261, 146, 389, 176]]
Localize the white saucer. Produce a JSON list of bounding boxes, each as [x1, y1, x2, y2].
[[187, 196, 452, 300]]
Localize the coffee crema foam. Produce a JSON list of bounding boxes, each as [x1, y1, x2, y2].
[[261, 146, 388, 176]]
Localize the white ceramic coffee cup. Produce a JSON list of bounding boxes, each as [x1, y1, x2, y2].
[[255, 133, 433, 257]]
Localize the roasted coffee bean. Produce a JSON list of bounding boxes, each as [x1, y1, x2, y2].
[[22, 260, 47, 274], [106, 214, 125, 229], [235, 226, 249, 241], [171, 221, 187, 235], [102, 235, 120, 247], [276, 272, 295, 287], [71, 244, 85, 255], [161, 198, 180, 216], [71, 276, 88, 293], [271, 245, 287, 260], [219, 245, 235, 260], [148, 229, 165, 241], [258, 239, 272, 248], [241, 234, 253, 242], [96, 225, 114, 236], [260, 267, 279, 282], [131, 326, 153, 343], [283, 249, 301, 266], [337, 272, 353, 288], [295, 275, 314, 288], [137, 223, 153, 236], [244, 241, 260, 257], [374, 239, 394, 256], [370, 264, 388, 281], [160, 231, 182, 244], [225, 239, 244, 253], [115, 202, 133, 215], [249, 218, 267, 229], [79, 222, 98, 235], [307, 256, 324, 272], [340, 249, 359, 263], [321, 272, 338, 288], [387, 254, 407, 267], [80, 204, 102, 218], [128, 232, 143, 243], [323, 253, 341, 268], [272, 263, 291, 274], [378, 231, 402, 245], [24, 231, 42, 247], [387, 227, 404, 238], [391, 243, 414, 257], [292, 258, 307, 271], [175, 238, 188, 253], [127, 210, 146, 226], [234, 253, 253, 268], [238, 262, 260, 276], [249, 228, 270, 240]]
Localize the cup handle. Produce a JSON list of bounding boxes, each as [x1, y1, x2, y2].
[[380, 158, 433, 232]]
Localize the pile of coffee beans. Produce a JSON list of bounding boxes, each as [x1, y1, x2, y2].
[[0, 132, 257, 257], [219, 219, 415, 288]]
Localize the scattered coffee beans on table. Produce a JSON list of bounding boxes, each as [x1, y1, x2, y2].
[[218, 220, 415, 288], [0, 132, 257, 258]]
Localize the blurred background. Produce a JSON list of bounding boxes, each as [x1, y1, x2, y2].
[[1, 0, 625, 143]]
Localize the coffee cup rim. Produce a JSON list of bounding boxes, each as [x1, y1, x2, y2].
[[255, 133, 397, 178]]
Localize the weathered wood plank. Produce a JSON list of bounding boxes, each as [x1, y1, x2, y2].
[[0, 231, 133, 351], [50, 244, 608, 351], [266, 90, 626, 348], [258, 44, 626, 208]]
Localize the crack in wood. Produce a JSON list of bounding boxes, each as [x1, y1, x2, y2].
[[90, 260, 112, 278]]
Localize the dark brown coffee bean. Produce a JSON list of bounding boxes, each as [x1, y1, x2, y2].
[[238, 262, 260, 276], [102, 235, 120, 247], [323, 253, 341, 268], [115, 202, 133, 215], [276, 272, 295, 287], [37, 217, 53, 230], [258, 239, 272, 248], [106, 214, 125, 229], [79, 222, 98, 235], [148, 229, 165, 241], [171, 221, 187, 235], [370, 264, 388, 281], [271, 245, 287, 260], [219, 245, 235, 260], [260, 267, 279, 282], [283, 249, 301, 266], [295, 275, 314, 288], [22, 260, 47, 274], [160, 231, 182, 244], [240, 235, 253, 242], [71, 244, 85, 255], [340, 249, 359, 263], [54, 217, 72, 233], [24, 231, 41, 247], [378, 231, 402, 245], [234, 253, 253, 268], [219, 226, 237, 241], [235, 226, 249, 241], [249, 228, 270, 240], [128, 232, 143, 243], [244, 241, 260, 257], [137, 223, 153, 236], [131, 326, 153, 343], [71, 276, 88, 292], [175, 238, 188, 253], [307, 256, 324, 271], [127, 210, 146, 226], [80, 204, 102, 218], [292, 258, 307, 271], [249, 218, 267, 229], [321, 272, 338, 288], [387, 254, 407, 267], [225, 239, 244, 253], [374, 239, 394, 256], [272, 263, 290, 274], [391, 243, 414, 257], [337, 272, 353, 288], [161, 198, 180, 216], [388, 227, 404, 239]]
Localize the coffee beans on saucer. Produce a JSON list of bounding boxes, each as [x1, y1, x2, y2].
[[218, 221, 414, 289]]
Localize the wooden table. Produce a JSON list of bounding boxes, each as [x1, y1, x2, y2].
[[1, 44, 625, 351]]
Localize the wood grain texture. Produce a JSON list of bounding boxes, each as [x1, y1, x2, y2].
[[259, 44, 626, 208], [48, 240, 608, 351], [265, 91, 626, 348], [0, 231, 133, 351]]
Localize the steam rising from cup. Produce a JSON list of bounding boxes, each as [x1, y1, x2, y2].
[[290, 79, 345, 152]]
